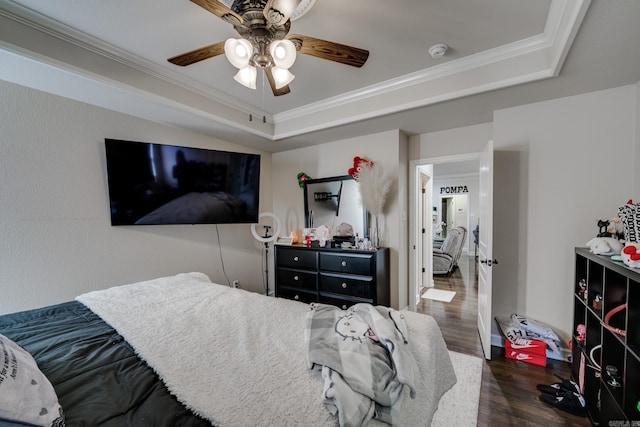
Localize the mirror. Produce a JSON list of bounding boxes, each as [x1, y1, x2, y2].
[[304, 175, 368, 239]]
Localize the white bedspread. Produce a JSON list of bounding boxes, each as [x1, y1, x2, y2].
[[77, 273, 456, 427]]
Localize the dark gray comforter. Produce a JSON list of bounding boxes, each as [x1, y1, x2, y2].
[[0, 301, 212, 427]]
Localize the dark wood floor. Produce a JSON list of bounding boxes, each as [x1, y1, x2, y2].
[[417, 255, 591, 426]]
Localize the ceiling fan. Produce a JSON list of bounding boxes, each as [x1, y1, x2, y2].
[[168, 0, 369, 96]]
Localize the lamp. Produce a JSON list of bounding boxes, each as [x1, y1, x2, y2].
[[225, 38, 258, 89], [233, 66, 257, 89], [224, 38, 252, 68], [251, 212, 281, 296], [224, 37, 296, 90], [270, 39, 296, 68], [271, 67, 295, 89]]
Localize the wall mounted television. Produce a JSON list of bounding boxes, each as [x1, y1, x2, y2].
[[105, 139, 260, 225]]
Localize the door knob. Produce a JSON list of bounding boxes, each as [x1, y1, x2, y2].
[[480, 259, 499, 266]]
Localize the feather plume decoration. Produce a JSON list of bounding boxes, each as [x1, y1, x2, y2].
[[357, 163, 391, 215]]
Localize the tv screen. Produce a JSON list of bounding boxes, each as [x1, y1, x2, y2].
[[105, 139, 260, 225]]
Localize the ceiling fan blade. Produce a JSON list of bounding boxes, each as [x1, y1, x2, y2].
[[265, 67, 291, 96], [288, 34, 369, 68], [168, 41, 226, 66], [191, 0, 243, 25], [264, 0, 301, 25]]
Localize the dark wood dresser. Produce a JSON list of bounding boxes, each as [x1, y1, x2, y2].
[[274, 245, 390, 308]]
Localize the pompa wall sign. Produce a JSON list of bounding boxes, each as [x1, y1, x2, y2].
[[440, 186, 469, 194]]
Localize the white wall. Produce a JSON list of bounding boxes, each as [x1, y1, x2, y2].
[[409, 85, 638, 345], [492, 84, 637, 343], [0, 80, 272, 314], [272, 130, 408, 309], [408, 123, 493, 160]]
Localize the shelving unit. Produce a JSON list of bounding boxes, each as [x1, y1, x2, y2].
[[572, 247, 640, 425]]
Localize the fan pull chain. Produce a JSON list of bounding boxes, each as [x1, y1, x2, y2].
[[247, 71, 268, 124], [262, 69, 266, 124]]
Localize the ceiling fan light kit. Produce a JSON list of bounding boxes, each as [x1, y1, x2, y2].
[[169, 0, 369, 96]]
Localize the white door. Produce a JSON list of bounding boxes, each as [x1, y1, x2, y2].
[[478, 141, 494, 360]]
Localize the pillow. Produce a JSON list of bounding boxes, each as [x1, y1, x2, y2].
[[0, 334, 65, 427], [618, 202, 640, 243]]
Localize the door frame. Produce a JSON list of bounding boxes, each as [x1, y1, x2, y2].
[[408, 152, 481, 311]]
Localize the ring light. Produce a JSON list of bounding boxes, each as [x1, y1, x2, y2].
[[251, 212, 281, 243], [251, 212, 281, 297]]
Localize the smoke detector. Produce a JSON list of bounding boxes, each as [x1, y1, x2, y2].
[[429, 43, 448, 59]]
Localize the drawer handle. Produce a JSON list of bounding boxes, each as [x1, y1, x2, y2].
[[341, 282, 348, 289], [294, 294, 300, 300], [294, 275, 299, 281], [341, 304, 347, 310], [341, 261, 347, 267], [293, 256, 299, 262]]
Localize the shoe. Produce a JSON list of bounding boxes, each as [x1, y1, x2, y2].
[[536, 374, 580, 396], [539, 391, 587, 417]]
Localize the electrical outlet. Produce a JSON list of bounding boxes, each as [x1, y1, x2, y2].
[[232, 280, 240, 288]]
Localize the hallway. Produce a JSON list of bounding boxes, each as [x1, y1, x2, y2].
[[417, 255, 589, 426]]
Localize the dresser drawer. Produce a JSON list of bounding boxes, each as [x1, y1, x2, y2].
[[277, 287, 317, 304], [319, 252, 374, 275], [320, 273, 373, 299], [277, 249, 317, 269], [318, 294, 369, 310], [277, 268, 317, 290]]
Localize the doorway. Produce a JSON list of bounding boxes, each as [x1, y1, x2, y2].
[[409, 146, 495, 360], [409, 153, 480, 312], [439, 194, 469, 240]]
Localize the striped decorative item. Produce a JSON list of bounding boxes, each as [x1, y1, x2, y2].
[[618, 202, 640, 243]]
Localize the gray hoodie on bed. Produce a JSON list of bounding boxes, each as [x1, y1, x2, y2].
[[304, 303, 416, 427]]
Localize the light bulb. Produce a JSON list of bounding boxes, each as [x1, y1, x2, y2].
[[234, 66, 257, 89], [225, 38, 253, 69], [235, 44, 247, 58], [269, 39, 296, 69], [274, 45, 286, 60], [272, 67, 294, 89]]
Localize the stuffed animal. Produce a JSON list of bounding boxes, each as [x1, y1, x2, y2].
[[314, 225, 332, 247], [606, 215, 626, 240], [347, 156, 374, 181], [586, 237, 624, 255], [597, 219, 612, 237], [618, 199, 639, 243], [621, 243, 640, 269]]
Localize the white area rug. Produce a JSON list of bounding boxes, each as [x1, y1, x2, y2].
[[423, 288, 457, 303], [433, 351, 483, 426]]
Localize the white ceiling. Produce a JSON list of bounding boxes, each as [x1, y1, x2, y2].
[[1, 0, 639, 153]]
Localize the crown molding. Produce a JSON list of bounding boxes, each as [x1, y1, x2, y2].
[[0, 0, 590, 142], [272, 0, 591, 139]]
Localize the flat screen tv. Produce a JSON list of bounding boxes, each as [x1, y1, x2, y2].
[[105, 139, 260, 225]]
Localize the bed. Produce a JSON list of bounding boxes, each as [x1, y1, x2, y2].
[[0, 273, 456, 427]]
